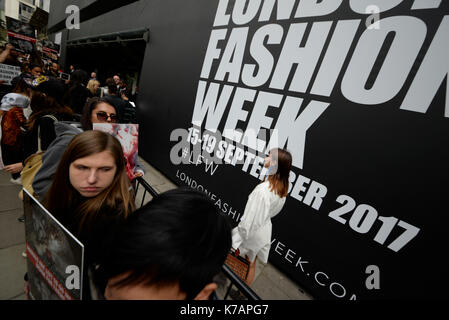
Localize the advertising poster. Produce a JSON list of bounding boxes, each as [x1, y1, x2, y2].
[[23, 189, 84, 300], [93, 123, 139, 181], [137, 1, 449, 299], [6, 17, 36, 53]]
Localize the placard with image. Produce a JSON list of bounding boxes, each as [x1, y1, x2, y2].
[[23, 189, 84, 300], [93, 123, 139, 181], [6, 17, 36, 53]]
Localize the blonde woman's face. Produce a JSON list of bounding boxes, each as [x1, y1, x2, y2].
[[69, 151, 117, 197]]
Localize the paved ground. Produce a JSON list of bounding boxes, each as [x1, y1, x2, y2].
[[0, 158, 313, 300], [0, 169, 27, 300]]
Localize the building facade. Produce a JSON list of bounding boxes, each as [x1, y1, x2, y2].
[[4, 0, 50, 22]]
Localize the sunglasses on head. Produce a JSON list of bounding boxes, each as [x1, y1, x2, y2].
[[96, 111, 118, 122]]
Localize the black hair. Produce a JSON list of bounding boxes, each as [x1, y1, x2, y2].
[[69, 69, 89, 86], [105, 78, 118, 94], [96, 187, 232, 300], [80, 97, 118, 130], [11, 77, 32, 94], [29, 63, 42, 71]]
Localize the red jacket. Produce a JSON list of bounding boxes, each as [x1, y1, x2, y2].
[[1, 107, 26, 147]]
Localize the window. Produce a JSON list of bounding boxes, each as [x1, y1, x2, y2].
[[19, 3, 35, 15]]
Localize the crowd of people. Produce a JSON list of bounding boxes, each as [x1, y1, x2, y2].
[[1, 42, 294, 301], [0, 43, 138, 185]]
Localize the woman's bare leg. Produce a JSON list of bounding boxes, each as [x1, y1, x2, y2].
[[245, 256, 257, 285]]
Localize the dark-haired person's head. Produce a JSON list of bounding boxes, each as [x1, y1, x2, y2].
[[34, 78, 65, 103], [98, 187, 232, 300], [26, 79, 73, 129], [70, 69, 89, 86], [11, 77, 32, 97], [44, 130, 134, 231], [105, 77, 118, 95], [30, 64, 42, 78], [81, 97, 118, 130]]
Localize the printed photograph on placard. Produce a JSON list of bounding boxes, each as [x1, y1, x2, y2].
[[42, 39, 60, 62], [8, 38, 35, 53], [6, 17, 35, 38], [42, 39, 60, 52], [23, 189, 84, 300], [6, 17, 36, 53], [93, 123, 139, 181]]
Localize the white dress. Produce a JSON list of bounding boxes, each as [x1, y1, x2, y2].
[[232, 181, 286, 264]]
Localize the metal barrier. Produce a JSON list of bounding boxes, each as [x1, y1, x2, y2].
[[134, 177, 261, 301]]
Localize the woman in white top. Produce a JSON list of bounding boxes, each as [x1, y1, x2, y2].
[[232, 148, 292, 285]]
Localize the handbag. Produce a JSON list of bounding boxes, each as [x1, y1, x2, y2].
[[19, 115, 57, 200], [224, 248, 250, 281], [19, 151, 43, 200]]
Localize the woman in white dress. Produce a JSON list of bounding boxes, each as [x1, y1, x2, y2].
[[232, 148, 292, 285]]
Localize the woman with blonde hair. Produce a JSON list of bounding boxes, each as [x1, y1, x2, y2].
[[231, 148, 292, 285], [87, 79, 100, 98]]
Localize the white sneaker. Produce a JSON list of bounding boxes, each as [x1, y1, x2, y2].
[[10, 177, 22, 185]]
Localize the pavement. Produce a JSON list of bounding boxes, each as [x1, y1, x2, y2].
[[0, 169, 27, 300], [0, 157, 313, 300]]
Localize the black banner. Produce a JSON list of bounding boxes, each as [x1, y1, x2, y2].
[[138, 0, 449, 299]]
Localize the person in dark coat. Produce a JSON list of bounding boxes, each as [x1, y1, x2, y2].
[[63, 70, 90, 115]]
